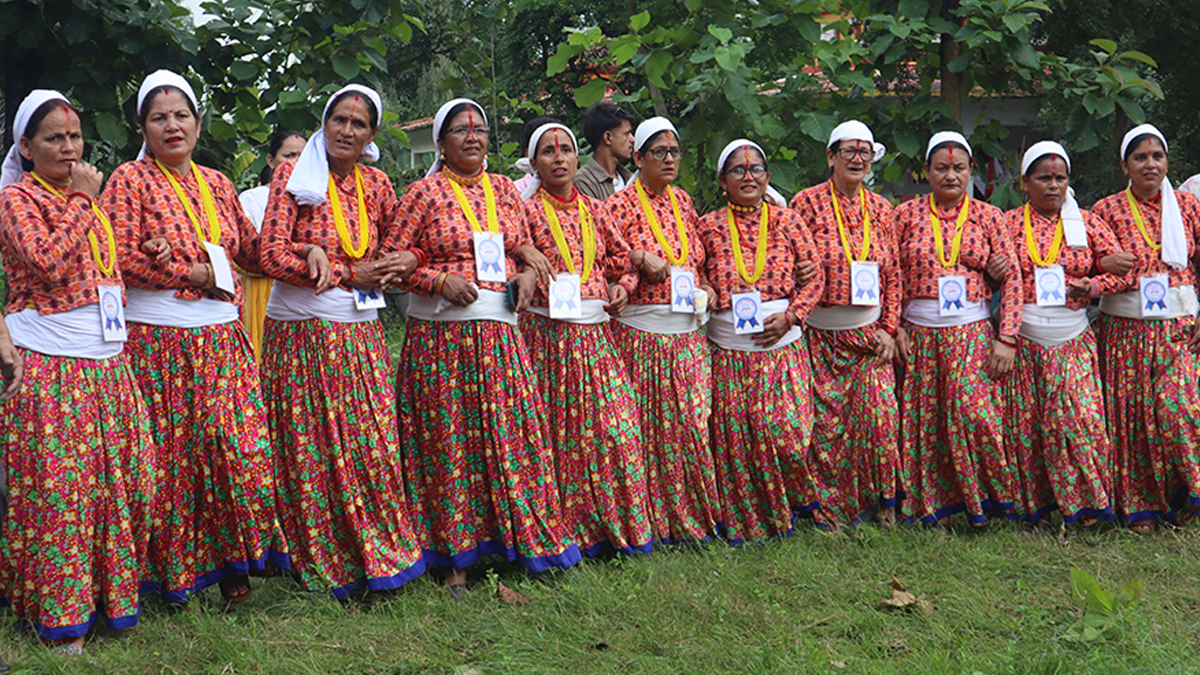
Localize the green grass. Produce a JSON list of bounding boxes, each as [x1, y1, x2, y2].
[[5, 519, 1199, 674]]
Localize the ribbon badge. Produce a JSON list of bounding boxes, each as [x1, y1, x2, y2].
[[854, 268, 877, 300], [551, 278, 577, 310], [941, 279, 964, 310], [358, 289, 380, 304], [1038, 270, 1062, 301], [1144, 279, 1167, 311], [734, 296, 759, 329], [673, 274, 694, 308], [478, 238, 503, 273], [101, 289, 122, 329]]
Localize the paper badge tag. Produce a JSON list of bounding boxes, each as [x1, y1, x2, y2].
[[1140, 274, 1170, 317], [731, 290, 765, 334], [353, 288, 387, 310], [200, 241, 236, 294], [98, 282, 127, 343], [850, 260, 880, 307], [473, 231, 507, 283], [938, 275, 968, 316], [1034, 265, 1067, 307], [549, 273, 583, 319], [670, 266, 697, 314]]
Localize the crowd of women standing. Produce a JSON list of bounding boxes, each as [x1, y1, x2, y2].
[[1, 70, 1199, 653]]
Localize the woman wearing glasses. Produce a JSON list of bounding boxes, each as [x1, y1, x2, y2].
[[698, 139, 824, 543], [606, 116, 721, 544], [388, 99, 579, 596], [790, 121, 900, 528]]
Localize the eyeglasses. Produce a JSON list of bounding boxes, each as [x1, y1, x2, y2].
[[724, 165, 768, 179], [645, 146, 682, 160], [446, 125, 490, 137], [836, 147, 873, 160]]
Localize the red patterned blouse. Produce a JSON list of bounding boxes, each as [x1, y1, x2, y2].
[[383, 170, 532, 296], [101, 157, 261, 305], [999, 206, 1127, 309], [0, 174, 124, 314], [523, 187, 638, 305], [696, 202, 825, 320], [605, 181, 708, 306], [1090, 188, 1200, 290], [259, 160, 398, 289], [791, 181, 901, 334], [893, 196, 1022, 337]]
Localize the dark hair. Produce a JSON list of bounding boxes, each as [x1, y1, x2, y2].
[[1122, 133, 1165, 162], [269, 129, 305, 157], [1024, 153, 1070, 178], [582, 102, 635, 148], [324, 91, 378, 131], [20, 99, 80, 171], [437, 102, 478, 142], [926, 141, 972, 165], [521, 117, 561, 150], [720, 145, 766, 175], [637, 129, 675, 154], [137, 85, 198, 127]]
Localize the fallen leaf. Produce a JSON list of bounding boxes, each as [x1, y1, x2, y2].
[[878, 576, 932, 613], [497, 582, 530, 606], [830, 660, 847, 669]]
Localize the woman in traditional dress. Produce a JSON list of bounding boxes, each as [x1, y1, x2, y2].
[[0, 90, 156, 650], [259, 86, 427, 596], [999, 142, 1132, 528], [238, 129, 305, 358], [893, 131, 1020, 528], [387, 98, 579, 596], [698, 139, 824, 542], [1091, 124, 1200, 532], [790, 121, 900, 528], [515, 121, 652, 556], [605, 116, 721, 543], [101, 70, 288, 604]]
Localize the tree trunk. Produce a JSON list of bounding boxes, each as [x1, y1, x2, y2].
[[3, 47, 43, 156], [940, 0, 963, 123]]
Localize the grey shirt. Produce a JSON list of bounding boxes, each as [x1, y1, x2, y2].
[[574, 156, 633, 202]]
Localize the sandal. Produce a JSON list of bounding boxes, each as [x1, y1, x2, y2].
[[876, 507, 896, 530], [49, 642, 83, 657], [1128, 519, 1157, 534], [219, 574, 252, 603], [1171, 509, 1196, 527]]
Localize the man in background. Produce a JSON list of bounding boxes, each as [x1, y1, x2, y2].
[[575, 102, 634, 200]]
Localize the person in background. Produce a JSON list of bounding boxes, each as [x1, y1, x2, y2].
[[575, 102, 635, 201], [513, 116, 559, 196]]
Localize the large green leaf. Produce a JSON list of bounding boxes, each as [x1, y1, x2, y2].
[[331, 53, 360, 80], [573, 78, 608, 108]]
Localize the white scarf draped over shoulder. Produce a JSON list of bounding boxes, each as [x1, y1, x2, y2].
[[285, 84, 384, 207]]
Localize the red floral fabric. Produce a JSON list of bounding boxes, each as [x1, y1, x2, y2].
[[605, 182, 708, 305]]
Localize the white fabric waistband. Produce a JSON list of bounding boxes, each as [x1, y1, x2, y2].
[[805, 304, 882, 331], [125, 287, 238, 328], [1018, 304, 1090, 347], [706, 298, 802, 352], [265, 282, 377, 323], [408, 289, 517, 326], [1099, 285, 1199, 320], [901, 298, 991, 328], [612, 302, 704, 335], [527, 298, 610, 325], [5, 305, 122, 360]]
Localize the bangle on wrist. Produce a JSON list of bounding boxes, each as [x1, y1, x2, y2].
[[346, 263, 356, 285], [434, 272, 448, 296], [69, 191, 92, 206], [997, 335, 1017, 348], [407, 247, 427, 268], [202, 263, 216, 290]]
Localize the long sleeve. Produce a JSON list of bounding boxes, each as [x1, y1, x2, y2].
[[985, 208, 1023, 337], [786, 212, 825, 322], [0, 185, 94, 285], [101, 161, 193, 291]]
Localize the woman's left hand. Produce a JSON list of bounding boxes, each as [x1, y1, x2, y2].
[[1188, 315, 1200, 355], [353, 251, 416, 289], [873, 329, 897, 362], [796, 259, 818, 286], [752, 311, 793, 349], [516, 245, 555, 288], [0, 337, 23, 402], [1066, 278, 1092, 299], [376, 250, 420, 289], [987, 339, 1016, 379], [141, 237, 172, 263], [510, 269, 538, 313], [986, 254, 1010, 283], [605, 284, 629, 317]]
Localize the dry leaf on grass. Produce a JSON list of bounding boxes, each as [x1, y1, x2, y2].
[[830, 660, 847, 669], [878, 576, 932, 613], [497, 582, 530, 606]]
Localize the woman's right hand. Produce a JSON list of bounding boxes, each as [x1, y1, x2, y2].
[[895, 326, 910, 361], [305, 246, 335, 295], [70, 161, 103, 199], [1099, 252, 1135, 276], [0, 336, 23, 402], [632, 249, 669, 284], [189, 262, 234, 301], [440, 274, 478, 306]]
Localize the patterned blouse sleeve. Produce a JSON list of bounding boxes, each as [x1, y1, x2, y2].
[[216, 171, 264, 275], [1084, 211, 1133, 296], [877, 201, 902, 335], [0, 186, 92, 284], [986, 207, 1023, 337], [593, 202, 638, 295], [387, 181, 439, 296], [101, 163, 193, 289], [259, 162, 325, 288], [786, 211, 825, 321]]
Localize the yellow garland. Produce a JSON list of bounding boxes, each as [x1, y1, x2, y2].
[[830, 182, 872, 263], [447, 172, 500, 233], [634, 178, 688, 265], [928, 193, 970, 268], [1124, 187, 1161, 251], [155, 160, 221, 245], [727, 202, 769, 284], [1023, 203, 1064, 267], [31, 172, 117, 277], [328, 167, 370, 259], [541, 194, 595, 283]]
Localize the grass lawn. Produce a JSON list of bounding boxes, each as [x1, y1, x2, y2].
[[4, 519, 1199, 674]]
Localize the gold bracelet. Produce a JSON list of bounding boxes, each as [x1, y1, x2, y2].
[[202, 263, 217, 290], [435, 272, 448, 296]]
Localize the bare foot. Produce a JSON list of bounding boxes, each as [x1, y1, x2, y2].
[[1128, 519, 1157, 534], [219, 574, 251, 603], [876, 507, 896, 530]]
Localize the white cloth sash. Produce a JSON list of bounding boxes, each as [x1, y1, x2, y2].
[[901, 298, 991, 328], [407, 289, 517, 326], [707, 298, 802, 352], [5, 305, 122, 360], [1018, 304, 1089, 347], [265, 282, 377, 324], [124, 287, 238, 328], [805, 304, 882, 331], [1099, 285, 1199, 320], [613, 302, 703, 335], [527, 299, 609, 325]]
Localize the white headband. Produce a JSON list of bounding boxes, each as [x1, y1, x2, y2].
[[1120, 123, 1168, 160], [634, 116, 678, 154], [1120, 123, 1186, 269], [827, 120, 885, 162], [0, 89, 70, 189], [1021, 141, 1087, 250], [285, 84, 385, 207], [716, 138, 787, 207], [426, 98, 488, 178], [519, 123, 577, 201], [926, 131, 973, 162], [1021, 141, 1070, 176], [136, 69, 200, 160]]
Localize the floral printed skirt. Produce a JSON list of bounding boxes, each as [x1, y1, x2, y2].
[[262, 318, 426, 598], [899, 320, 1013, 525], [1096, 315, 1200, 522], [126, 321, 289, 603], [708, 340, 814, 543], [395, 318, 580, 572], [0, 349, 155, 639], [1003, 329, 1113, 524], [807, 326, 899, 527], [608, 322, 719, 544]]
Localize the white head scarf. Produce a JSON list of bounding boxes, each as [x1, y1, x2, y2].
[[1021, 141, 1087, 250], [621, 116, 679, 191], [518, 123, 577, 201], [135, 69, 200, 161], [827, 120, 886, 162], [925, 131, 973, 162], [716, 138, 787, 207], [426, 98, 488, 179], [1120, 124, 1186, 269], [1, 89, 71, 189], [285, 84, 384, 207]]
